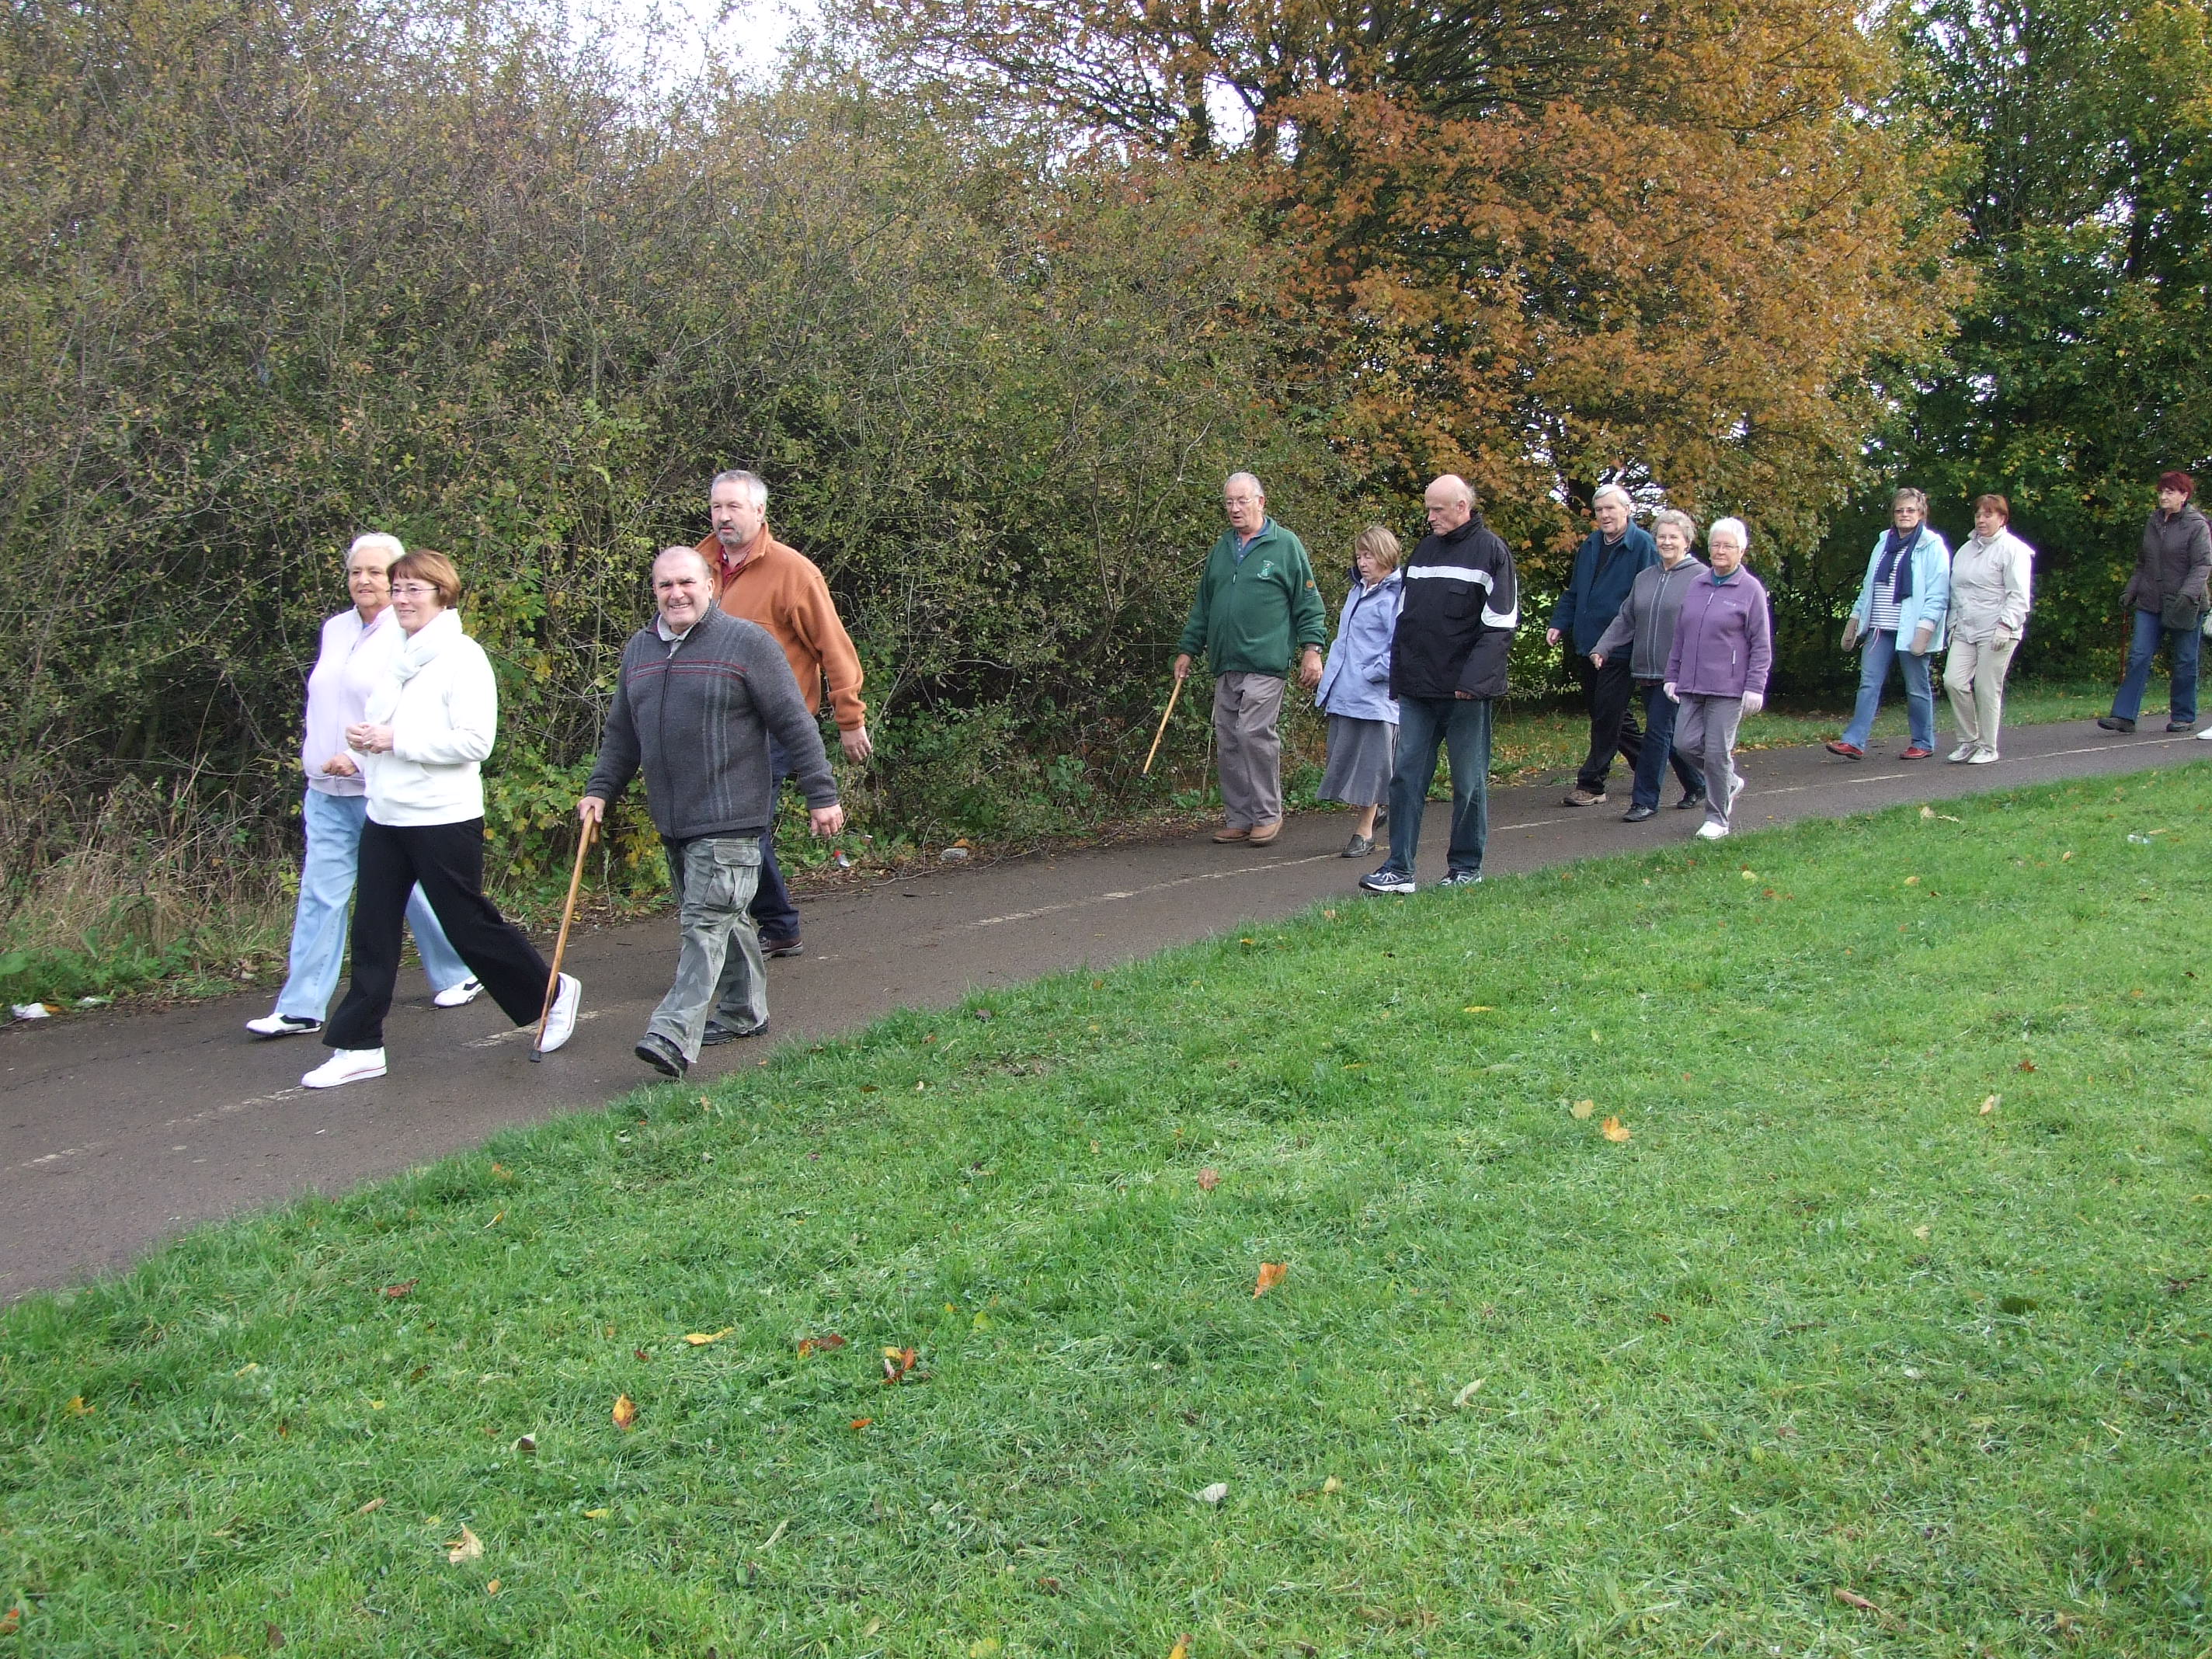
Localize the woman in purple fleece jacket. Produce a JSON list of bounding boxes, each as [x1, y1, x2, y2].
[[1664, 518, 1772, 841]]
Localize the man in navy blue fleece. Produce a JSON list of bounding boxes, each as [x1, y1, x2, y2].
[[1548, 485, 1657, 807]]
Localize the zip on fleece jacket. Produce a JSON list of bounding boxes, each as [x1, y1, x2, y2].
[[1664, 569, 1773, 700], [1591, 555, 1706, 682]]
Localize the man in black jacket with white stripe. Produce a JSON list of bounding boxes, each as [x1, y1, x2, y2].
[[1360, 475, 1518, 894]]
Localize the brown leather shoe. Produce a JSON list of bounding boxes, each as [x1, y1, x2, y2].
[[1247, 819, 1285, 846], [1212, 825, 1251, 843]]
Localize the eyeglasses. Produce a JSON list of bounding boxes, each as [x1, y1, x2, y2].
[[390, 583, 441, 599]]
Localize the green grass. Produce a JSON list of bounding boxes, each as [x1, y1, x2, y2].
[[5, 766, 2211, 1656]]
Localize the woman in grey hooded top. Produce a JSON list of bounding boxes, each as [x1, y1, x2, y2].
[[1592, 508, 1709, 822]]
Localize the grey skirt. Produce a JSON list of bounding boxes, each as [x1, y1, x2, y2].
[[1319, 714, 1396, 806]]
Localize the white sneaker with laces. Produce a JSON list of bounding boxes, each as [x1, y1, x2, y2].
[[245, 1012, 322, 1039], [2197, 726, 2212, 740], [1696, 821, 1730, 840], [433, 977, 484, 1009], [539, 973, 582, 1052], [1946, 742, 1977, 762], [1966, 747, 1998, 764], [302, 1048, 387, 1088]]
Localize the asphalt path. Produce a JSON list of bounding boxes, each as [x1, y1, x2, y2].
[[4, 722, 2204, 1300]]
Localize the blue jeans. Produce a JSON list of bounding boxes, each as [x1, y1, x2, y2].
[[1629, 681, 1706, 811], [274, 788, 471, 1020], [1385, 696, 1493, 878], [750, 740, 802, 944], [2111, 607, 2200, 723], [1841, 628, 1936, 751]]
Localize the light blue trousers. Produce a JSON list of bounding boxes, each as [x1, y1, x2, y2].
[[273, 788, 471, 1020]]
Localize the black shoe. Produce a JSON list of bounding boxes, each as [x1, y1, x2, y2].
[[1358, 865, 1417, 895], [635, 1033, 688, 1077], [1622, 805, 1657, 823], [701, 1020, 768, 1046], [2097, 716, 2137, 733], [760, 936, 804, 958], [2169, 721, 2195, 733], [1674, 790, 1706, 810]]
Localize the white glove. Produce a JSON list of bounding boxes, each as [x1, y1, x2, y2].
[[1741, 691, 1764, 715], [1663, 682, 1679, 703]]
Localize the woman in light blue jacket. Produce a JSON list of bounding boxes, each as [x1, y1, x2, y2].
[[1315, 527, 1404, 857], [1827, 488, 1951, 760]]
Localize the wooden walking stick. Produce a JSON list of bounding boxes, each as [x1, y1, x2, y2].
[[531, 815, 597, 1062], [1141, 672, 1188, 777]]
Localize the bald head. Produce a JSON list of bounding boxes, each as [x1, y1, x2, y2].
[[1424, 475, 1473, 535], [652, 545, 716, 633]]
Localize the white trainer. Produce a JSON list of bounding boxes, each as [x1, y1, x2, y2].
[[302, 1048, 387, 1089], [1946, 742, 1977, 762], [433, 977, 484, 1009], [1696, 821, 1730, 840], [2197, 726, 2212, 741], [1966, 747, 1998, 764], [245, 1012, 322, 1039], [538, 973, 582, 1052]]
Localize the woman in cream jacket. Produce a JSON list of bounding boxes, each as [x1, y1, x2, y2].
[[1942, 495, 2034, 762], [304, 550, 581, 1088]]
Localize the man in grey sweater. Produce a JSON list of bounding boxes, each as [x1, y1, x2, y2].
[[1591, 507, 1709, 822], [580, 547, 843, 1076]]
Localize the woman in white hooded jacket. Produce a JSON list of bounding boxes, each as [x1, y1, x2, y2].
[[1942, 493, 2035, 762], [303, 550, 581, 1088]]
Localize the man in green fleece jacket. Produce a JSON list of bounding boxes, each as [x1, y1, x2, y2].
[[1173, 472, 1327, 846]]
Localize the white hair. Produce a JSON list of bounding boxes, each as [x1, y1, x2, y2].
[[346, 532, 405, 568], [1708, 516, 1750, 549], [1225, 471, 1265, 499], [1650, 508, 1698, 542], [1592, 483, 1634, 512], [710, 469, 768, 508]]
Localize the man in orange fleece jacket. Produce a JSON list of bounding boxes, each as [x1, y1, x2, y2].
[[694, 469, 869, 958]]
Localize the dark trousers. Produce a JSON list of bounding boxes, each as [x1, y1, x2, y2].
[[749, 742, 802, 944], [1629, 680, 1706, 810], [1574, 655, 1644, 791], [1386, 694, 1493, 877], [325, 818, 551, 1049]]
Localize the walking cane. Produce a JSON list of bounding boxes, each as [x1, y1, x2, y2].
[[531, 816, 597, 1062], [1141, 672, 1188, 777]]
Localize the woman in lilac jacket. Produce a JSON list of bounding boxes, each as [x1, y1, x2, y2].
[[1664, 517, 1773, 841]]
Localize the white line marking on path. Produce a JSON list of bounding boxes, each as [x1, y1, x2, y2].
[[958, 852, 1342, 931], [6, 1013, 607, 1174]]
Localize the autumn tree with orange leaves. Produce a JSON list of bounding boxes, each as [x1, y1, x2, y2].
[[838, 0, 1958, 584]]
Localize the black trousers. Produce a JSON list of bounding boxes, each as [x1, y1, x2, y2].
[[1574, 654, 1645, 790], [325, 818, 551, 1050]]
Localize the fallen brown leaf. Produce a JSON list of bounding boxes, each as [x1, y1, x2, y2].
[[1834, 1587, 1886, 1617], [1197, 1168, 1220, 1192], [447, 1525, 483, 1564], [881, 1346, 921, 1385], [849, 1417, 873, 1430], [355, 1497, 386, 1515], [0, 1608, 18, 1637], [797, 1333, 847, 1358], [1981, 1094, 2000, 1115], [2018, 1059, 2036, 1072], [1254, 1261, 1289, 1297], [485, 1579, 500, 1596], [513, 1435, 537, 1454], [611, 1393, 638, 1431], [1602, 1115, 1632, 1143], [380, 1279, 417, 1299]]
